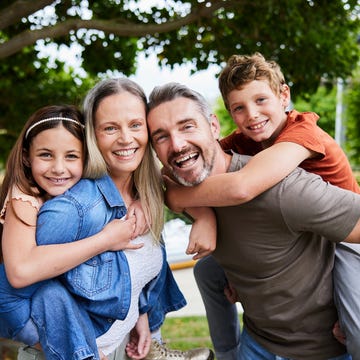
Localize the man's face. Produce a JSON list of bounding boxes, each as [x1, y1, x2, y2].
[[148, 97, 220, 186]]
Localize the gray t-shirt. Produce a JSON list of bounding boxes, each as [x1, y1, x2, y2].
[[213, 154, 360, 360]]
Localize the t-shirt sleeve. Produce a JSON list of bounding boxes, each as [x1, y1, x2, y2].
[[275, 111, 326, 158], [280, 168, 360, 242], [36, 196, 80, 245]]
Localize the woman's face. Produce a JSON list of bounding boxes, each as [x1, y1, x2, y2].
[[94, 92, 148, 179]]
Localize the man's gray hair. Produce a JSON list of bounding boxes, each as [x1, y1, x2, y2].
[[148, 82, 212, 122]]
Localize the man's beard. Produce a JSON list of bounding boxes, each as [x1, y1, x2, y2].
[[171, 149, 216, 187]]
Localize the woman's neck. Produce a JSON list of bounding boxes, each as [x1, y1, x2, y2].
[[110, 172, 136, 206]]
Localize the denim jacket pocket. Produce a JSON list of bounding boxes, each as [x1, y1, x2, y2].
[[71, 253, 113, 297]]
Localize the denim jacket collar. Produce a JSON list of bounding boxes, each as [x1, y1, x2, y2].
[[95, 175, 126, 209]]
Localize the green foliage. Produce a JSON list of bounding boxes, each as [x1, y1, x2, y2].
[[165, 206, 192, 225], [293, 85, 337, 138], [0, 51, 96, 165], [344, 68, 360, 167], [213, 97, 237, 139], [0, 0, 360, 164]]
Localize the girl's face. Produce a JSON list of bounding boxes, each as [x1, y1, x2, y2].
[[27, 125, 84, 197], [94, 92, 148, 181], [227, 80, 290, 147]]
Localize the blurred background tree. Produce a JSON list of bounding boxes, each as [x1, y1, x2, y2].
[[344, 65, 360, 168], [1, 0, 359, 166]]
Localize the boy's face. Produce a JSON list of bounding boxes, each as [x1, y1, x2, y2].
[[148, 97, 220, 186], [227, 80, 290, 146]]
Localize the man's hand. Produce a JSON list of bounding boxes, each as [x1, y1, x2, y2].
[[126, 313, 151, 359], [332, 320, 346, 345]]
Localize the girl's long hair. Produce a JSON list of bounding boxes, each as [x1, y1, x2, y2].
[[0, 105, 85, 261]]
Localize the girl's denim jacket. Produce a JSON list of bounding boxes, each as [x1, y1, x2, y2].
[[36, 175, 186, 335]]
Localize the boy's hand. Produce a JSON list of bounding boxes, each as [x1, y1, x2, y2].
[[185, 207, 216, 260], [332, 321, 346, 345], [224, 282, 240, 304]]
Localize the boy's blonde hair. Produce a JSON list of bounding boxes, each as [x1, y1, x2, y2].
[[219, 52, 286, 111]]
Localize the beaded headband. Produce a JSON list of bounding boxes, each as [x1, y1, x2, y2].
[[25, 117, 85, 139]]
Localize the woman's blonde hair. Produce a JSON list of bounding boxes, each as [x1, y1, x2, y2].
[[82, 78, 164, 242]]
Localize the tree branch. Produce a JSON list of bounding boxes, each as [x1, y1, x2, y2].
[[0, 0, 232, 59], [0, 0, 55, 30]]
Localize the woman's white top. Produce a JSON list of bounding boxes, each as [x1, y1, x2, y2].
[[96, 232, 162, 355]]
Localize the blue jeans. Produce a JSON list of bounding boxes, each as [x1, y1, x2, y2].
[[0, 265, 42, 343], [31, 280, 100, 360], [239, 328, 351, 360], [193, 256, 241, 360], [0, 259, 185, 360], [333, 243, 360, 360], [0, 265, 100, 360]]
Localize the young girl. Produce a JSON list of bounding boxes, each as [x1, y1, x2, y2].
[[165, 53, 360, 358], [0, 104, 140, 359]]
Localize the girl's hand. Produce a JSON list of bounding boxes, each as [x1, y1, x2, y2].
[[128, 200, 149, 237], [101, 214, 143, 251], [126, 313, 151, 359]]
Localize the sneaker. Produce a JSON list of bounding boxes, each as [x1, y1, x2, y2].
[[145, 339, 214, 360]]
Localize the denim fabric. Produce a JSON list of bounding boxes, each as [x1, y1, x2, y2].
[[334, 243, 360, 360], [31, 279, 100, 360], [239, 328, 351, 360], [193, 256, 241, 360], [0, 265, 43, 341], [36, 175, 185, 333], [0, 175, 186, 359], [36, 176, 131, 326], [141, 243, 187, 332]]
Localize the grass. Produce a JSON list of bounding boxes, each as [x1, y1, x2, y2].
[[161, 316, 214, 350]]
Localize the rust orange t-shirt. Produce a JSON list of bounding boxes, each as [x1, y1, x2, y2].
[[220, 109, 360, 194]]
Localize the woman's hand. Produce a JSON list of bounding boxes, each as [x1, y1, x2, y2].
[[126, 313, 151, 359], [99, 350, 108, 360]]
